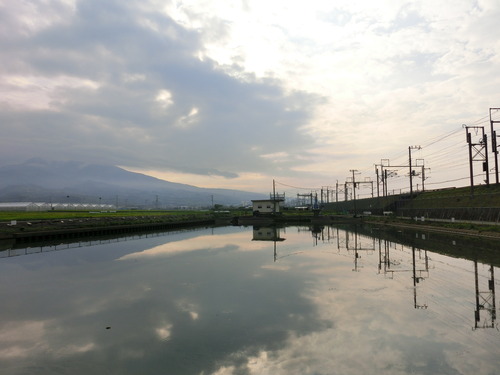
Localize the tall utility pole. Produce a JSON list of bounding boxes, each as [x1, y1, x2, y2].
[[464, 125, 489, 197], [350, 169, 360, 216], [321, 186, 332, 204], [409, 145, 421, 196], [489, 108, 500, 184], [415, 159, 428, 192], [376, 159, 403, 197]]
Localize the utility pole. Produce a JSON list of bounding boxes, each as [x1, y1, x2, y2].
[[375, 159, 390, 197], [350, 169, 360, 216], [489, 108, 500, 184], [415, 159, 428, 192], [420, 165, 430, 192], [381, 156, 424, 196], [272, 179, 276, 213], [464, 125, 489, 196], [409, 145, 421, 196], [384, 169, 388, 196]]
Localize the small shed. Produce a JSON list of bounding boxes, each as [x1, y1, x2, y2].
[[251, 194, 285, 215]]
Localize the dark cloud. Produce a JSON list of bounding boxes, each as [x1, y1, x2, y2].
[[0, 0, 321, 178]]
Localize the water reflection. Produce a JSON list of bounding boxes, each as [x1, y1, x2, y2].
[[474, 262, 497, 330], [252, 226, 285, 263], [313, 224, 500, 328], [0, 224, 499, 374]]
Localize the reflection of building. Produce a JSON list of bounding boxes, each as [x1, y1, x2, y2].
[[252, 193, 285, 215], [252, 226, 285, 262], [252, 226, 285, 242]]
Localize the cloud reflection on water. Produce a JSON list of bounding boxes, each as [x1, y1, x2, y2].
[[0, 225, 498, 375]]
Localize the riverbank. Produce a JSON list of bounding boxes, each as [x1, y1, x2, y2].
[[2, 209, 500, 251], [363, 215, 500, 240], [0, 213, 220, 250]]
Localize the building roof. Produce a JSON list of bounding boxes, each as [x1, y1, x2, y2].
[[251, 199, 283, 203]]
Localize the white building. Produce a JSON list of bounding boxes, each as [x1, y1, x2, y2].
[[251, 194, 285, 215], [0, 202, 115, 211], [0, 202, 50, 211]]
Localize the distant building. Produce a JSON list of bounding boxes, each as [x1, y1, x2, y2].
[[0, 202, 49, 211], [251, 193, 285, 215], [0, 202, 115, 211]]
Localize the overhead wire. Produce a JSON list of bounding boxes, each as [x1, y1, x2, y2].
[[421, 127, 463, 149], [276, 110, 499, 198]]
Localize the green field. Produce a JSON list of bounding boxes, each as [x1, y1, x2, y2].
[[0, 210, 213, 222]]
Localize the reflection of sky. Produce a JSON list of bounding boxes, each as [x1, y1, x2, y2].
[[0, 225, 499, 375]]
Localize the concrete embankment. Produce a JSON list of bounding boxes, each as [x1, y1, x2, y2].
[[0, 217, 216, 250]]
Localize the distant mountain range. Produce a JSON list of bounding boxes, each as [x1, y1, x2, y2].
[[0, 158, 267, 208]]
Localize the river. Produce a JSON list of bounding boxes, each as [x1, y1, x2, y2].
[[0, 224, 498, 375]]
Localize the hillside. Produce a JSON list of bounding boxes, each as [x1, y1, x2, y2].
[[324, 184, 500, 222], [0, 159, 266, 208]]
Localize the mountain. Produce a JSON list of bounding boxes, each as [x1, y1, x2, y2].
[[0, 158, 267, 208]]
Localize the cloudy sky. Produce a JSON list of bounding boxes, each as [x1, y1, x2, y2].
[[1, 0, 500, 194]]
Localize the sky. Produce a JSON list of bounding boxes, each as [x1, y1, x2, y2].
[[1, 0, 500, 196]]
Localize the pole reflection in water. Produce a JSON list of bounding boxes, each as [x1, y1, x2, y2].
[[0, 224, 499, 375], [345, 226, 375, 272], [305, 224, 500, 324], [474, 261, 497, 329]]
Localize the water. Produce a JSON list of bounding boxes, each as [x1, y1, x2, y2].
[[0, 224, 499, 375]]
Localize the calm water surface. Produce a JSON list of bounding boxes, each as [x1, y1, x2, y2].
[[0, 224, 499, 375]]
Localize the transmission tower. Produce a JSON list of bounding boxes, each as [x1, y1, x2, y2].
[[464, 125, 489, 196], [489, 108, 500, 184]]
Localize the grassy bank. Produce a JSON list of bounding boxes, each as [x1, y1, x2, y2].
[[0, 210, 212, 222], [0, 210, 230, 239], [3, 207, 500, 240]]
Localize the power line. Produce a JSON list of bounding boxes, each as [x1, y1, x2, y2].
[[422, 127, 463, 148], [274, 180, 319, 191], [426, 174, 484, 186]]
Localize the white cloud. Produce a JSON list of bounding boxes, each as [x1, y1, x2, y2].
[[155, 89, 174, 108]]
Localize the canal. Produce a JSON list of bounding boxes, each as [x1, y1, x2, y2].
[[0, 224, 499, 374]]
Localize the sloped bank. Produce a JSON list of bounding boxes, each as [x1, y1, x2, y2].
[[0, 215, 216, 250], [324, 184, 500, 222]]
